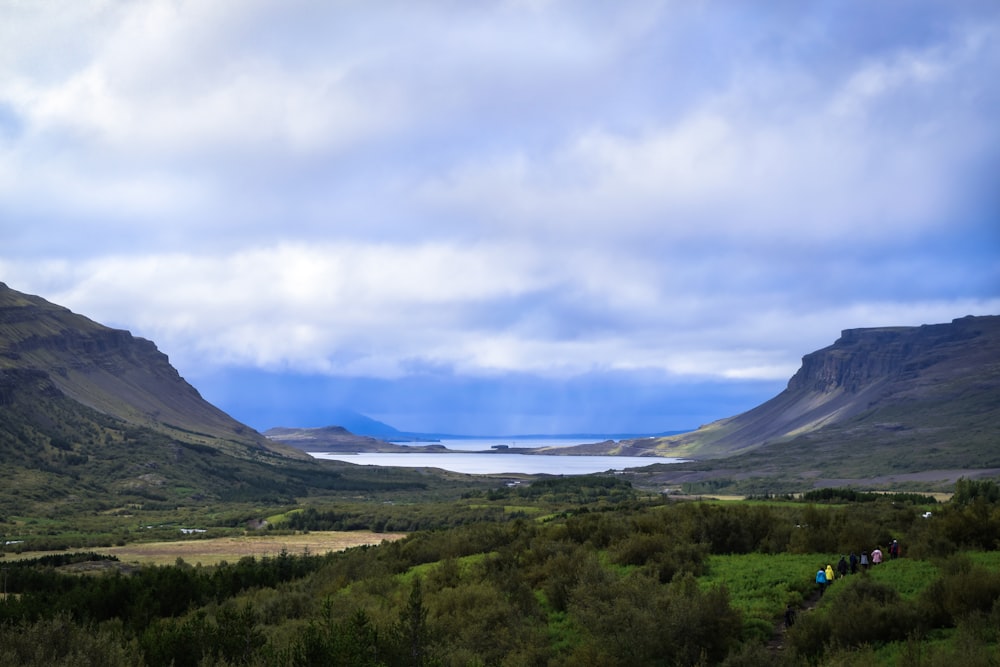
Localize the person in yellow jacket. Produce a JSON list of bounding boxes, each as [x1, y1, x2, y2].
[[825, 564, 836, 585]]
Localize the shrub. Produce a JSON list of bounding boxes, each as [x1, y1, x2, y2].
[[565, 569, 742, 666], [610, 532, 671, 567], [786, 575, 921, 659], [917, 555, 1000, 628], [0, 614, 142, 667]]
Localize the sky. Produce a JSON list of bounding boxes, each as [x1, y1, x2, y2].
[[2, 1, 999, 436]]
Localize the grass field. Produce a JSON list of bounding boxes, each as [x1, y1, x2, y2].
[[5, 531, 407, 567]]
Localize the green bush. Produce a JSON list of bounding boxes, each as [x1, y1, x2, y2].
[[917, 555, 1000, 628], [0, 614, 142, 667], [565, 568, 741, 666], [787, 575, 921, 659]]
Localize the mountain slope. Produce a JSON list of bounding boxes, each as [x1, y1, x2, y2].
[[617, 315, 1000, 462], [0, 283, 458, 515], [0, 282, 328, 514], [0, 282, 304, 461]]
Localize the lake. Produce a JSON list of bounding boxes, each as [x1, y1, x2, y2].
[[309, 437, 684, 475]]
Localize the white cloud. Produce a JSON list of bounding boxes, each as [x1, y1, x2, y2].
[[4, 241, 997, 386], [420, 32, 992, 248], [5, 33, 397, 161], [2, 242, 560, 372], [1, 0, 997, 427]]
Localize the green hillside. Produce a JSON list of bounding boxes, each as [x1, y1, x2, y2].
[[0, 283, 498, 518]]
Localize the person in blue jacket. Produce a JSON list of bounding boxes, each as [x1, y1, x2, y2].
[[816, 566, 828, 596]]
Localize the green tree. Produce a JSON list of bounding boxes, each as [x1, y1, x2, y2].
[[214, 603, 266, 665], [392, 577, 434, 667]]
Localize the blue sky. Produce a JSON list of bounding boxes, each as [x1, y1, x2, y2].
[[2, 1, 998, 435]]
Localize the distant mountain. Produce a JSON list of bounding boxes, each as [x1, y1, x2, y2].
[[264, 425, 448, 453], [285, 409, 655, 442], [580, 316, 1000, 492], [309, 409, 405, 438]]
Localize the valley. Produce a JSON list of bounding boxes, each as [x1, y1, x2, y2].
[[1, 284, 999, 665]]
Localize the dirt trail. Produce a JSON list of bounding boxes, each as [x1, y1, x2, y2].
[[766, 589, 823, 654]]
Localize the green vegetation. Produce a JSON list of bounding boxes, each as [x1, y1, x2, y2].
[[0, 378, 499, 521], [1, 479, 999, 665], [800, 489, 939, 505]]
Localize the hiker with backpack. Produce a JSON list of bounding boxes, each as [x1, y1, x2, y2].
[[815, 566, 828, 596]]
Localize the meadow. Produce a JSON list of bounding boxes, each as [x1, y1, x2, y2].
[[1, 477, 998, 666]]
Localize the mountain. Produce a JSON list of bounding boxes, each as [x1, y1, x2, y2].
[[638, 315, 1000, 458], [264, 425, 450, 453], [0, 282, 304, 460], [5, 279, 995, 503], [596, 315, 1000, 492], [0, 282, 413, 514], [309, 409, 406, 438]]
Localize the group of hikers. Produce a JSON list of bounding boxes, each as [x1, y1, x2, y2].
[[785, 539, 901, 629], [815, 539, 900, 596]]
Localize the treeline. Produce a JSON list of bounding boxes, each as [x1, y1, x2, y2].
[[1, 481, 999, 665], [0, 550, 326, 630], [473, 476, 636, 503], [281, 505, 508, 533], [800, 488, 939, 504], [1, 551, 119, 569]]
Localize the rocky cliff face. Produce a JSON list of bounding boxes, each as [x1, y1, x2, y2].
[[788, 328, 913, 394], [787, 318, 988, 394], [633, 315, 1000, 459]]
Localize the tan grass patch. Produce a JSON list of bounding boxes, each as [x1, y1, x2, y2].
[[9, 531, 406, 567]]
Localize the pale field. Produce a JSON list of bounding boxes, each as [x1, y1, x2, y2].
[[6, 531, 407, 567]]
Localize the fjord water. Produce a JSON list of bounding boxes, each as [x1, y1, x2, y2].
[[309, 437, 684, 475]]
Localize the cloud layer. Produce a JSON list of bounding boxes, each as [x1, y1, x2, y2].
[[2, 1, 998, 432]]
